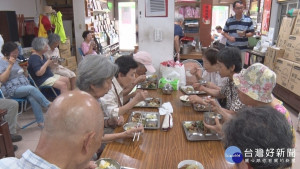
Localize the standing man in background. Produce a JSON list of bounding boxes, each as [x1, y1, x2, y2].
[[174, 13, 184, 62], [222, 1, 254, 65]]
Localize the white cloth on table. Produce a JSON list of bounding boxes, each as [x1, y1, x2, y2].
[[159, 102, 174, 131], [159, 102, 173, 115]]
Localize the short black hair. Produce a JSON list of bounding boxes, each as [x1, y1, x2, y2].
[[82, 30, 93, 39], [215, 26, 222, 30], [114, 55, 138, 77], [203, 48, 219, 65], [233, 1, 243, 8], [217, 47, 242, 73], [223, 106, 293, 169], [1, 42, 18, 57]]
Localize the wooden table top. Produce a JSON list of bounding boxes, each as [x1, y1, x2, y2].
[[100, 90, 235, 169], [181, 51, 203, 60]]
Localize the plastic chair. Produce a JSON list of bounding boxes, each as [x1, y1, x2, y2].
[[0, 89, 36, 129], [78, 48, 85, 59]]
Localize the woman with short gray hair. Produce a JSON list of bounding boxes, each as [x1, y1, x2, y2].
[[44, 34, 76, 90], [76, 54, 118, 95], [28, 37, 70, 93], [76, 54, 144, 142]]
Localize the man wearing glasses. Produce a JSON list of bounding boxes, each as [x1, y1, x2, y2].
[[222, 1, 254, 65]]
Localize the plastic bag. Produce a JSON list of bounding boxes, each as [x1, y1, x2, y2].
[[159, 77, 179, 90], [159, 60, 186, 87]]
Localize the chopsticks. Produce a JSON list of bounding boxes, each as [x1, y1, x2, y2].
[[133, 117, 143, 142]]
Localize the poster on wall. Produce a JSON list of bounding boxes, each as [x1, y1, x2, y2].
[[202, 4, 212, 24], [261, 0, 272, 35]]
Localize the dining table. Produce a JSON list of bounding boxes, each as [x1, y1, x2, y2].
[[100, 89, 236, 169]]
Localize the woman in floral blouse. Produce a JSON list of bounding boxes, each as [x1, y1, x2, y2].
[[189, 47, 245, 114], [205, 63, 295, 144]]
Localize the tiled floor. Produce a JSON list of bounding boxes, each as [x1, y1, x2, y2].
[[13, 103, 300, 168]]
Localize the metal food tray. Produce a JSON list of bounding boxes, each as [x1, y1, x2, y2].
[[193, 103, 211, 112], [134, 98, 162, 108], [193, 98, 220, 112], [128, 111, 160, 129], [136, 80, 158, 90], [182, 121, 221, 141], [180, 86, 206, 95]]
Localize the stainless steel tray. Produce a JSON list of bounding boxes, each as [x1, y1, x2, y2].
[[182, 121, 221, 141], [136, 76, 158, 89], [180, 86, 206, 95], [128, 111, 160, 129], [193, 103, 211, 112], [134, 98, 161, 108]]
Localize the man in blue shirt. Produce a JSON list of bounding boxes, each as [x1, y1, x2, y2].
[[174, 13, 184, 61], [223, 1, 254, 50]]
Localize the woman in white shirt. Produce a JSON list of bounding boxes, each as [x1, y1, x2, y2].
[[44, 33, 76, 90]]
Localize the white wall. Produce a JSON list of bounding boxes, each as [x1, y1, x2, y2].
[[268, 1, 280, 44], [0, 0, 46, 17], [138, 0, 174, 72], [73, 0, 86, 62]]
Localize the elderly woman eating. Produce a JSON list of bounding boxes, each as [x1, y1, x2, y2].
[[100, 56, 148, 127], [76, 54, 144, 142], [28, 37, 70, 93], [205, 63, 295, 142], [81, 30, 97, 56], [189, 47, 244, 114], [44, 33, 76, 90], [0, 42, 51, 128]]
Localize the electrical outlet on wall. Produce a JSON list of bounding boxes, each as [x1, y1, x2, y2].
[[154, 29, 163, 42]]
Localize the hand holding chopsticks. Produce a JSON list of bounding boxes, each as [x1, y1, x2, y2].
[[133, 118, 143, 142]]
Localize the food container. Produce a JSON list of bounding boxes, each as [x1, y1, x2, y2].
[[178, 160, 204, 169], [135, 98, 162, 108], [198, 79, 207, 85], [180, 95, 191, 106], [204, 112, 223, 125], [237, 30, 245, 34], [123, 122, 138, 131], [95, 158, 121, 169], [137, 75, 158, 89], [18, 59, 28, 67], [128, 112, 160, 129], [180, 85, 205, 95], [182, 121, 222, 141], [193, 103, 211, 112], [162, 83, 173, 94]]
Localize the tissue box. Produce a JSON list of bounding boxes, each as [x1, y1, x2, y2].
[[159, 78, 179, 90]]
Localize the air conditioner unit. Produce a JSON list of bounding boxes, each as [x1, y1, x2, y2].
[[145, 0, 167, 17]]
